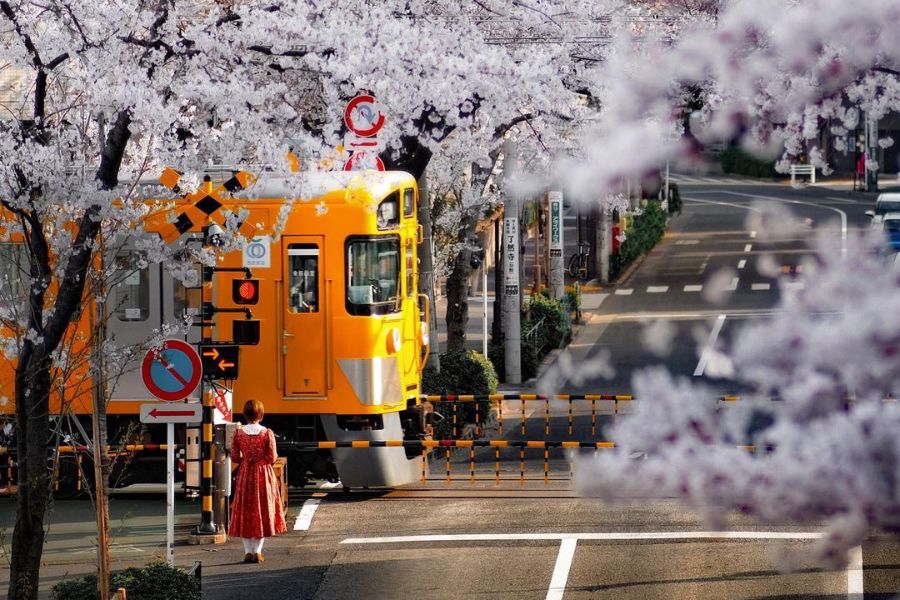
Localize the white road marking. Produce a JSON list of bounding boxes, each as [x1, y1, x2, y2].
[[614, 289, 634, 295], [847, 545, 863, 598], [783, 280, 805, 290], [721, 191, 848, 258], [546, 538, 577, 600], [694, 314, 727, 377], [726, 277, 739, 291], [294, 498, 322, 531], [341, 531, 825, 544], [647, 286, 668, 293], [674, 239, 700, 245], [751, 283, 771, 291], [750, 230, 757, 238], [737, 259, 746, 270], [744, 244, 753, 253], [683, 285, 703, 292]]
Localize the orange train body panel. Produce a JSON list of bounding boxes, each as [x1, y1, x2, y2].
[[0, 171, 426, 419]]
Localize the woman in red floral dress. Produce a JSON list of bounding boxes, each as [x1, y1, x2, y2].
[[229, 399, 287, 563]]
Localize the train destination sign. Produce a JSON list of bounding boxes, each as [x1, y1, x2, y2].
[[141, 339, 202, 402]]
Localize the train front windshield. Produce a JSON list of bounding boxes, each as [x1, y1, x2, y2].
[[346, 237, 400, 315]]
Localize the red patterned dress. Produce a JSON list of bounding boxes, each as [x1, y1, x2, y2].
[[229, 427, 287, 538]]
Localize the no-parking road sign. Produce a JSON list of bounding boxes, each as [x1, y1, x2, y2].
[[141, 339, 202, 402]]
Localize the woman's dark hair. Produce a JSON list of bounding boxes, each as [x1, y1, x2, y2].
[[243, 399, 264, 422]]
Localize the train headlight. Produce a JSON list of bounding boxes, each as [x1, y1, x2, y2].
[[419, 321, 429, 346], [386, 328, 402, 354]]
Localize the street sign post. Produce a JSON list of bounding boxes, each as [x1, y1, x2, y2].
[[343, 94, 384, 137], [141, 339, 202, 402], [140, 339, 202, 566], [140, 403, 203, 424], [548, 191, 564, 300], [344, 151, 385, 172]]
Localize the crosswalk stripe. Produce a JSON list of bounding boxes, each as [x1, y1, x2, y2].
[[683, 285, 703, 292], [751, 283, 771, 291], [647, 286, 668, 293], [614, 289, 634, 295]]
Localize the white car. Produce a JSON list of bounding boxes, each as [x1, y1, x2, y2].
[[866, 192, 900, 218]]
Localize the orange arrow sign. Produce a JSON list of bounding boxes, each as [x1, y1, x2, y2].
[[219, 360, 235, 370], [203, 348, 220, 360]]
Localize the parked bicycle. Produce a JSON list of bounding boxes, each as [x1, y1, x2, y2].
[[567, 242, 590, 280]]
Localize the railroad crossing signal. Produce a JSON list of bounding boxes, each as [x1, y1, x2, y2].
[[200, 344, 240, 380], [232, 278, 260, 305]]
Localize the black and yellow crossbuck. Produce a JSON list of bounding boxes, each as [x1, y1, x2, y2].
[[149, 167, 259, 243]]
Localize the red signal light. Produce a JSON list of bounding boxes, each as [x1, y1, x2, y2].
[[232, 279, 259, 305]]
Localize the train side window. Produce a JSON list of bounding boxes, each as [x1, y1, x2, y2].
[[174, 266, 202, 319], [113, 252, 149, 321], [0, 244, 27, 305], [288, 244, 319, 313], [403, 188, 415, 218], [346, 236, 400, 316]]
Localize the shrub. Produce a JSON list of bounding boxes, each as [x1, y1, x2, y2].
[[488, 339, 540, 383], [422, 349, 498, 438], [720, 146, 777, 178], [523, 294, 571, 357], [51, 563, 200, 600], [610, 200, 667, 280]]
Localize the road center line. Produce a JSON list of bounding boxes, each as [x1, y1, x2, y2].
[[294, 498, 322, 531], [546, 538, 577, 600], [847, 545, 863, 598], [737, 259, 746, 270], [744, 244, 753, 253], [694, 314, 727, 377]]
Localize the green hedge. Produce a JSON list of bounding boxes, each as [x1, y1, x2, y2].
[[611, 200, 667, 280], [51, 563, 200, 600], [489, 293, 571, 382], [719, 146, 777, 178], [422, 349, 498, 438]]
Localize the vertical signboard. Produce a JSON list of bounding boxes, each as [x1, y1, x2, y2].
[[503, 217, 520, 297], [548, 191, 564, 299]]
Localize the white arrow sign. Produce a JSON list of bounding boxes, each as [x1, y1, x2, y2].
[[140, 403, 202, 424]]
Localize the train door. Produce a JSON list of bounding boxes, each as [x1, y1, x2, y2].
[[283, 237, 326, 396]]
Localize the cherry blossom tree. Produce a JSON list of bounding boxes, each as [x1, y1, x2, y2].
[[0, 2, 598, 597], [568, 0, 900, 566]]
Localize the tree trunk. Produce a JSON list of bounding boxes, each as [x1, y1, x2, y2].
[[9, 350, 52, 600], [445, 248, 472, 352], [7, 109, 130, 600]]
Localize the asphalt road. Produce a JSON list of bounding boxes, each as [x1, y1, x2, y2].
[[4, 180, 899, 600]]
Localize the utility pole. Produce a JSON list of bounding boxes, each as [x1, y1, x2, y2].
[[865, 111, 879, 193], [598, 205, 610, 283], [548, 190, 564, 299], [502, 139, 522, 384]]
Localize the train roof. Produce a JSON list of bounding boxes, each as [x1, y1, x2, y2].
[[132, 170, 416, 202], [234, 171, 416, 201]]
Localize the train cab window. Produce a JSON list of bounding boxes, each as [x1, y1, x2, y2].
[[288, 245, 319, 313], [377, 191, 400, 230], [403, 188, 415, 218], [346, 236, 400, 315], [113, 253, 149, 321]]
